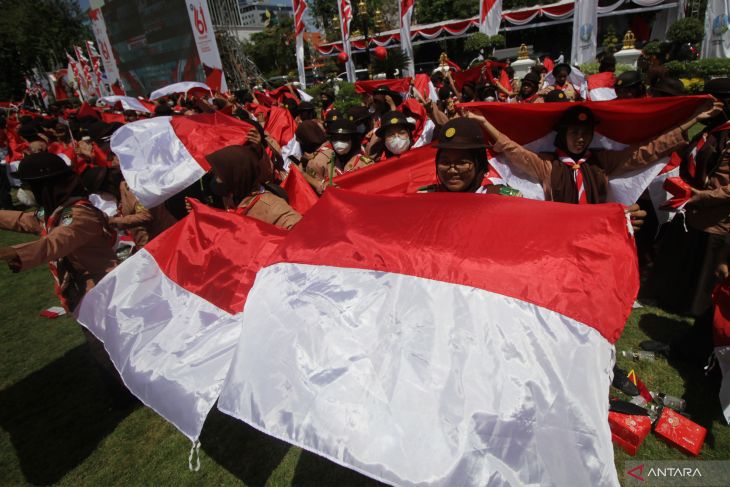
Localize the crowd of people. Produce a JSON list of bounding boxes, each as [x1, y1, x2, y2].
[[0, 53, 729, 410]]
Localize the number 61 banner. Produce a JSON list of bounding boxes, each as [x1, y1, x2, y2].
[[186, 0, 227, 93]]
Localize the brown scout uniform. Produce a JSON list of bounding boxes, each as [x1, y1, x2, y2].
[[684, 127, 730, 235], [492, 128, 688, 203], [238, 191, 302, 230], [109, 181, 177, 247], [0, 199, 118, 311]]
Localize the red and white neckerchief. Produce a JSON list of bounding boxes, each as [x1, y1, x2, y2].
[[687, 133, 707, 179], [556, 149, 590, 204]]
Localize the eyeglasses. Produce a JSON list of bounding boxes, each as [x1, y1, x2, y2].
[[437, 160, 475, 171]]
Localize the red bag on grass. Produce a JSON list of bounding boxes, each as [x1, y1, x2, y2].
[[654, 408, 706, 456]]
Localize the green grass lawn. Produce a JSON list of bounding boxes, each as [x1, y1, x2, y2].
[[1, 228, 729, 486]]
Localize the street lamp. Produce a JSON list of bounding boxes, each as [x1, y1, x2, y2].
[[357, 0, 371, 79]]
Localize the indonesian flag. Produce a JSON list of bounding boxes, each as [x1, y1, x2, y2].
[[399, 0, 415, 77], [587, 71, 617, 101], [338, 0, 356, 82], [462, 96, 710, 204], [48, 69, 69, 101], [203, 65, 223, 93], [149, 81, 211, 100], [110, 112, 252, 208], [453, 60, 507, 92], [100, 95, 151, 114], [356, 76, 438, 103], [479, 0, 502, 36], [261, 105, 298, 164], [77, 200, 288, 441], [78, 189, 638, 486]]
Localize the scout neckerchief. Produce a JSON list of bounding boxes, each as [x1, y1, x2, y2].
[[556, 148, 591, 204]]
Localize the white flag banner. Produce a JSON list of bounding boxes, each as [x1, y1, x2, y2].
[[186, 0, 228, 92], [702, 0, 730, 59], [479, 0, 502, 36], [399, 0, 416, 77], [88, 8, 121, 87], [571, 0, 598, 66], [292, 0, 307, 87]]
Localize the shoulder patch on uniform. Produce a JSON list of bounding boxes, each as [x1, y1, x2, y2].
[[60, 207, 74, 226]]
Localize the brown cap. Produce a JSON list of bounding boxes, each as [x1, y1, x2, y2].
[[375, 111, 415, 137], [434, 117, 487, 150]]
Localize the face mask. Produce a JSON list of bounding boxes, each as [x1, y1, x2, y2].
[[16, 188, 37, 207], [332, 140, 352, 155], [385, 135, 410, 155]]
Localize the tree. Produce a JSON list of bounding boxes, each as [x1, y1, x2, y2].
[[415, 0, 479, 24], [309, 0, 398, 40], [0, 0, 88, 100], [243, 17, 312, 79]]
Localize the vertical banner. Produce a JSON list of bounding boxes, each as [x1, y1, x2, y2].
[[702, 0, 730, 59], [571, 0, 598, 66], [292, 0, 307, 88], [186, 0, 228, 93], [338, 0, 356, 82], [75, 45, 99, 98], [479, 0, 502, 36], [86, 41, 108, 96], [88, 8, 121, 89], [66, 52, 84, 101], [399, 0, 415, 77]]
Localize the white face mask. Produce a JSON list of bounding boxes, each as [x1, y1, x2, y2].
[[16, 188, 37, 207], [332, 140, 352, 155], [385, 135, 410, 155]]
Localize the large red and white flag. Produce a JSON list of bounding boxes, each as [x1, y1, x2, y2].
[[110, 112, 252, 208], [292, 0, 308, 87], [77, 200, 287, 441], [79, 189, 638, 485], [479, 0, 502, 36], [462, 96, 710, 204], [338, 0, 356, 82], [399, 0, 415, 77]]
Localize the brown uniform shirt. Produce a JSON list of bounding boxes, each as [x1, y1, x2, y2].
[[109, 181, 176, 247], [685, 130, 730, 235], [239, 191, 302, 230], [492, 127, 688, 202], [0, 202, 118, 310]]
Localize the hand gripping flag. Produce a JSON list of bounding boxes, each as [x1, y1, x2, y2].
[[462, 96, 712, 203], [79, 188, 638, 486], [111, 112, 252, 208]]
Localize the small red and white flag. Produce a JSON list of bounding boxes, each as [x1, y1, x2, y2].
[[587, 71, 617, 101], [149, 81, 211, 100], [110, 112, 252, 208]]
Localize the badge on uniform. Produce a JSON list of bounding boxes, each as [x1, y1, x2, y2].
[[60, 208, 74, 226]]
